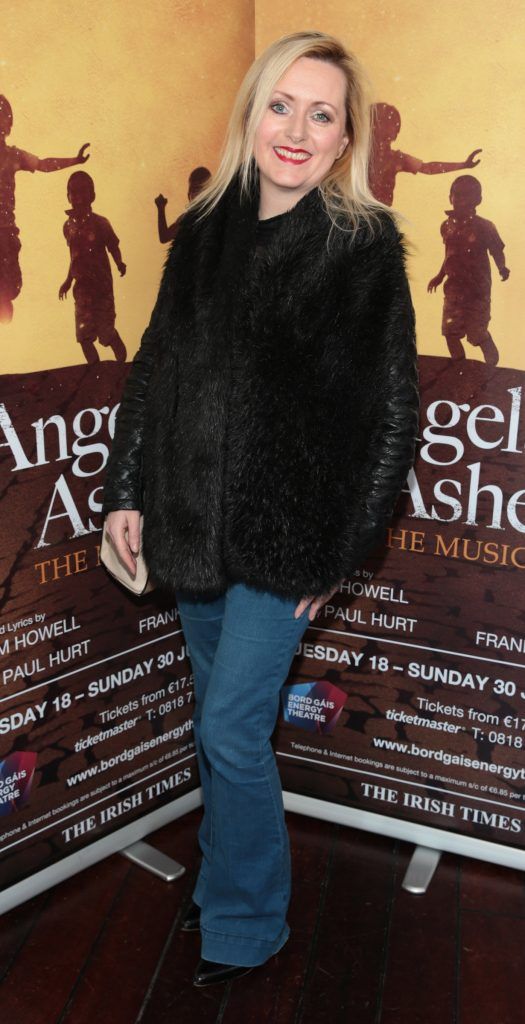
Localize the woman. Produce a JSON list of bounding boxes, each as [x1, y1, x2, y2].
[[103, 30, 419, 987]]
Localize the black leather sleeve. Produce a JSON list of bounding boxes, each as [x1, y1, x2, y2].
[[102, 243, 177, 514], [346, 230, 420, 568], [102, 326, 157, 513]]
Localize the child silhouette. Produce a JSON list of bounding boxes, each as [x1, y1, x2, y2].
[[0, 94, 89, 323], [59, 171, 127, 365], [155, 165, 211, 243], [428, 175, 510, 366], [369, 102, 482, 207]]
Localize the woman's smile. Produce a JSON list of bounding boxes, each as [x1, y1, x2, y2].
[[273, 146, 312, 163]]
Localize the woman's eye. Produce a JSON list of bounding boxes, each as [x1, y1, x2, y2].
[[269, 102, 331, 122]]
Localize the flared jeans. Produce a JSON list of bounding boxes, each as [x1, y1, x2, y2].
[[175, 582, 312, 967]]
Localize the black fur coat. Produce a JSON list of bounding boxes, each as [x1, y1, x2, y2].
[[102, 171, 420, 600]]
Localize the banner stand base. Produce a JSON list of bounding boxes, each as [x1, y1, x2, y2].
[[122, 840, 186, 882], [402, 846, 441, 895]]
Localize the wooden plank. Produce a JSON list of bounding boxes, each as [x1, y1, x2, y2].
[[460, 857, 525, 917], [299, 825, 397, 1024], [59, 809, 203, 1024], [459, 910, 525, 1024], [0, 892, 48, 983], [0, 855, 130, 1024], [380, 848, 458, 1024]]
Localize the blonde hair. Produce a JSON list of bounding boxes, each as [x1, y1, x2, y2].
[[186, 30, 400, 243]]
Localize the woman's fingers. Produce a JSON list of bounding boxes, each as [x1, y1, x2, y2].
[[298, 595, 325, 621], [294, 580, 345, 621], [307, 597, 323, 621], [127, 514, 141, 557], [294, 593, 328, 621], [294, 596, 312, 619], [105, 510, 141, 576]]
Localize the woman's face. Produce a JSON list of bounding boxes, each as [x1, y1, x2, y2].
[[253, 56, 350, 211]]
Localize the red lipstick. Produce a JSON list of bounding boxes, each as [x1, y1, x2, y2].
[[273, 146, 312, 164]]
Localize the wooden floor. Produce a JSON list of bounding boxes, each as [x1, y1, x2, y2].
[[1, 807, 524, 1024]]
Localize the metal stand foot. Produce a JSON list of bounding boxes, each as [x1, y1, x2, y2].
[[402, 845, 441, 894], [122, 840, 186, 881]]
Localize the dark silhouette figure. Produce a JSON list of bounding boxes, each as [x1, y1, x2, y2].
[[0, 94, 89, 324], [369, 102, 482, 206], [155, 165, 211, 243], [59, 171, 127, 365], [428, 176, 510, 365]]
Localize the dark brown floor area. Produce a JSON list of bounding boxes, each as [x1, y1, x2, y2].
[[1, 807, 524, 1024]]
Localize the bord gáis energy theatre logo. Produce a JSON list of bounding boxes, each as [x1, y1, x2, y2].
[[0, 751, 37, 816], [281, 681, 346, 735]]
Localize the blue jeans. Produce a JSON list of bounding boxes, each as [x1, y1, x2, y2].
[[175, 582, 311, 967]]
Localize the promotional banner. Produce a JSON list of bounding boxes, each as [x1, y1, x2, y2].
[[275, 358, 525, 848], [0, 0, 253, 896], [0, 365, 199, 892]]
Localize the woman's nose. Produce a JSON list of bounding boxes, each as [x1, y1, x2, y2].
[[286, 112, 308, 144]]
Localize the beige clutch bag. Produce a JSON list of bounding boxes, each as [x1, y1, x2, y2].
[[100, 515, 154, 595]]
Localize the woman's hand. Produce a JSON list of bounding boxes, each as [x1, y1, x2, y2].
[[104, 510, 141, 576], [294, 579, 345, 621]]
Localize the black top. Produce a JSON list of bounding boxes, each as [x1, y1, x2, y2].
[[255, 210, 288, 255]]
